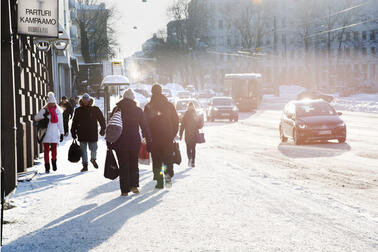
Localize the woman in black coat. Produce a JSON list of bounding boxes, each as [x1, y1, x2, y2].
[[179, 102, 203, 167], [110, 89, 151, 196]]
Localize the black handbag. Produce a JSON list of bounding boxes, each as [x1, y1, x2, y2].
[[196, 131, 205, 144], [172, 141, 182, 165], [68, 140, 82, 163], [104, 150, 119, 180], [35, 110, 50, 143]]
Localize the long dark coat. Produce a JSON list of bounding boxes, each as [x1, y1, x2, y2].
[[110, 98, 151, 152], [179, 110, 203, 145], [71, 98, 106, 142], [144, 94, 179, 152]]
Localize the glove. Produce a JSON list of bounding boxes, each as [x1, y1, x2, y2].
[[60, 134, 64, 142], [99, 128, 105, 136], [146, 143, 152, 153], [72, 134, 77, 140]]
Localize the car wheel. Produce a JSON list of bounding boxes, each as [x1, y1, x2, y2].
[[280, 127, 287, 143], [338, 138, 346, 143], [293, 129, 302, 145]]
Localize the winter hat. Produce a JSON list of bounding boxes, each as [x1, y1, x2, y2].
[[82, 93, 91, 101], [122, 88, 135, 100], [151, 84, 162, 95], [47, 92, 57, 104]]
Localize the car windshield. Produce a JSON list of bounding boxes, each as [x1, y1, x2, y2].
[[212, 99, 233, 106], [176, 100, 200, 110], [296, 102, 337, 117]]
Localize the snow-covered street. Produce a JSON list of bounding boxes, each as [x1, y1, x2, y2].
[[3, 94, 378, 252]]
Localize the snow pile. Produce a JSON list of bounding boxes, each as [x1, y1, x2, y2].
[[332, 93, 378, 114], [279, 85, 306, 98]]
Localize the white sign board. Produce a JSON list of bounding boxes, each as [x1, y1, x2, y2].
[[18, 0, 59, 38]]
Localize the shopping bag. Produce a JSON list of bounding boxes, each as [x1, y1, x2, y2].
[[138, 142, 150, 165], [104, 150, 119, 180], [172, 141, 182, 165], [68, 140, 81, 163], [196, 131, 206, 144]]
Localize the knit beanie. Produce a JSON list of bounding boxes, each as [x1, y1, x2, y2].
[[122, 88, 135, 100], [48, 92, 57, 103]]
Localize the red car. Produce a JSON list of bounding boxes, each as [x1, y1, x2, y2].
[[279, 99, 346, 145]]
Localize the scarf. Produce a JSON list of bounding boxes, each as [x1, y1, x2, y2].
[[48, 106, 58, 123]]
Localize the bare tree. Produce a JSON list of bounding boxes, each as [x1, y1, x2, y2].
[[223, 0, 271, 51], [75, 0, 117, 63]]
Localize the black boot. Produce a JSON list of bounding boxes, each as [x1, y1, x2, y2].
[[45, 164, 50, 174], [81, 164, 88, 172], [155, 174, 164, 189], [52, 160, 57, 171]]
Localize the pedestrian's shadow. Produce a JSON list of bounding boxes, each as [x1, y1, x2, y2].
[[3, 189, 168, 252], [14, 173, 84, 198], [84, 169, 151, 199]]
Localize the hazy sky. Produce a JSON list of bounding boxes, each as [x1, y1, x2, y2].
[[103, 0, 175, 58]]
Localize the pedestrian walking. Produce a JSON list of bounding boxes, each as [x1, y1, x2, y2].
[[69, 97, 78, 111], [59, 96, 74, 136], [71, 93, 106, 172], [109, 89, 151, 196], [144, 84, 179, 188], [35, 92, 64, 173], [179, 102, 203, 167]]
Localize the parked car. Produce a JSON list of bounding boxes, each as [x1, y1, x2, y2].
[[162, 88, 172, 97], [176, 91, 192, 99], [207, 97, 239, 122], [279, 99, 346, 145], [175, 98, 204, 122]]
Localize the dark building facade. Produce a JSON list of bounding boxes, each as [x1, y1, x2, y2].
[[1, 0, 53, 196]]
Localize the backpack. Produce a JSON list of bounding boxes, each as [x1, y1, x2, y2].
[[105, 109, 123, 144], [68, 140, 82, 163], [35, 109, 49, 143]]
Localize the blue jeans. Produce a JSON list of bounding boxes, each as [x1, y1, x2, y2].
[[80, 142, 98, 165]]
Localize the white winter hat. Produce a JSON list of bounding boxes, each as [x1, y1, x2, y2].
[[82, 93, 91, 101], [47, 92, 57, 103], [122, 88, 135, 101]]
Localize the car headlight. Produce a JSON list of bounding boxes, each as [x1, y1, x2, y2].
[[337, 122, 345, 127], [298, 124, 306, 129]]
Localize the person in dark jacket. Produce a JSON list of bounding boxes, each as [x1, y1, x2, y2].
[[110, 89, 151, 196], [144, 84, 179, 189], [59, 96, 74, 136], [71, 93, 106, 172], [179, 102, 203, 167]]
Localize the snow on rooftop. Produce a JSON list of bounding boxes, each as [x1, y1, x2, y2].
[[101, 75, 130, 86]]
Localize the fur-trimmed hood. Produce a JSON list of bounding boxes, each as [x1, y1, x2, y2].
[[79, 97, 95, 107]]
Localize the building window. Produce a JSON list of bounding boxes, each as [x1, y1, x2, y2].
[[362, 31, 367, 40], [372, 47, 376, 55], [346, 32, 350, 41], [345, 48, 350, 57], [370, 31, 375, 41], [354, 31, 359, 41], [218, 20, 223, 29], [362, 47, 367, 56]]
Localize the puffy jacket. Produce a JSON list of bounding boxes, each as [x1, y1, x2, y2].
[[35, 106, 64, 143], [71, 98, 106, 142]]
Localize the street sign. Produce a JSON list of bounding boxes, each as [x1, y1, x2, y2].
[[17, 0, 59, 38]]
